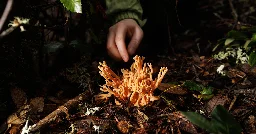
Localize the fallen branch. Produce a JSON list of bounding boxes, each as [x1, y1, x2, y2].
[[29, 90, 90, 132]]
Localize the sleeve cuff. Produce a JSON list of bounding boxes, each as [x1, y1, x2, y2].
[[112, 11, 147, 27]]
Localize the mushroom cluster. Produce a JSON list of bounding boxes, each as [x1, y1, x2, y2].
[[95, 55, 168, 107]]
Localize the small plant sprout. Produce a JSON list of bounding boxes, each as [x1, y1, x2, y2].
[[217, 64, 226, 76], [8, 17, 30, 32], [85, 107, 100, 116]]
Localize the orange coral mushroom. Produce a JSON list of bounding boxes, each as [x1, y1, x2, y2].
[[95, 55, 168, 107]]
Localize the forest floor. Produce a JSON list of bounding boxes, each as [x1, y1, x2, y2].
[[0, 0, 256, 134]]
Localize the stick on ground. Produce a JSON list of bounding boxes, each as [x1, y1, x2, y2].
[[29, 91, 90, 132]]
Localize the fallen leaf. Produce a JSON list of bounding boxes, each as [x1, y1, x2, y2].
[[237, 78, 253, 88], [117, 120, 131, 134], [205, 95, 229, 114], [227, 69, 246, 78], [7, 113, 25, 126], [240, 63, 251, 73], [7, 104, 30, 130], [158, 83, 187, 95], [29, 97, 45, 113], [169, 112, 198, 134], [250, 66, 256, 75], [203, 71, 210, 76], [8, 125, 20, 134], [10, 88, 27, 109], [191, 52, 201, 63]]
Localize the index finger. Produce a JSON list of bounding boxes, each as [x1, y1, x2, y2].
[[115, 25, 129, 62]]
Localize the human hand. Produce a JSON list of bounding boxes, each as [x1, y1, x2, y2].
[[106, 19, 143, 62]]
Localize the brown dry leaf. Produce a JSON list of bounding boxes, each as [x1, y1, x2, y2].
[[7, 104, 30, 128], [237, 78, 253, 88], [29, 97, 44, 113], [158, 83, 187, 95], [7, 113, 25, 126], [8, 125, 20, 134], [250, 66, 256, 75], [8, 105, 30, 133], [231, 79, 237, 84], [133, 128, 146, 134], [227, 69, 246, 78], [10, 88, 27, 109], [171, 112, 198, 134], [200, 56, 205, 61], [178, 122, 197, 134], [203, 71, 210, 76], [186, 69, 190, 73], [240, 63, 251, 73], [191, 51, 201, 63], [117, 120, 131, 134], [206, 94, 229, 114]]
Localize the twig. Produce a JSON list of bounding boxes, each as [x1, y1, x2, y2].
[[0, 26, 17, 39], [228, 0, 238, 23], [29, 91, 90, 132], [0, 0, 13, 32], [228, 95, 237, 111]]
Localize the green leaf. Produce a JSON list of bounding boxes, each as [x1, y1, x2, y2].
[[211, 105, 242, 134], [251, 33, 256, 41], [224, 38, 235, 46], [249, 51, 256, 67], [200, 87, 213, 95], [212, 38, 225, 52], [227, 30, 247, 40], [241, 26, 256, 33], [183, 81, 202, 91], [181, 111, 216, 133], [243, 40, 251, 50], [60, 0, 82, 13], [247, 40, 256, 47]]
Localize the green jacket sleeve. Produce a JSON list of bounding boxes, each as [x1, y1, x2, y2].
[[105, 0, 146, 27]]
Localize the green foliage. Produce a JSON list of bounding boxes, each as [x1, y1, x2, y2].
[[227, 30, 247, 40], [200, 86, 213, 95], [212, 28, 256, 65], [249, 51, 256, 67], [183, 81, 213, 100], [60, 0, 82, 13], [183, 80, 202, 91], [224, 38, 235, 46], [181, 105, 242, 134], [181, 111, 215, 132]]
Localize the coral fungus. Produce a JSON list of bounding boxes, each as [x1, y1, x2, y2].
[[95, 55, 168, 107]]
